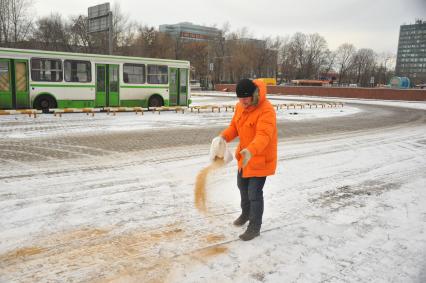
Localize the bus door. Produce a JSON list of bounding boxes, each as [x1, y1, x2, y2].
[[14, 60, 30, 109], [96, 64, 119, 107], [178, 68, 188, 106], [0, 59, 29, 109], [168, 68, 188, 106], [169, 68, 178, 106]]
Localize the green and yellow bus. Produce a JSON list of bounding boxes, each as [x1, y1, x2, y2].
[[0, 48, 191, 111]]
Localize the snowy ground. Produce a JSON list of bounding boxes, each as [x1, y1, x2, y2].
[[0, 95, 425, 283]]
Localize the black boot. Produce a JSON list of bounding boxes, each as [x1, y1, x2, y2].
[[233, 214, 249, 226], [239, 223, 260, 241]]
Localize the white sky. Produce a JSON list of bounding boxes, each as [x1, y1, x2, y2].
[[33, 0, 425, 54]]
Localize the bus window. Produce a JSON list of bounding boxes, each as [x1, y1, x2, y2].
[[0, 61, 9, 91], [123, 63, 145, 84], [96, 66, 106, 92], [147, 65, 168, 84], [180, 69, 187, 93], [15, 62, 27, 91], [64, 60, 91, 82], [31, 58, 63, 82], [109, 65, 119, 92]]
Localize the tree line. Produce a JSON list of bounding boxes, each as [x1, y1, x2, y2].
[[0, 0, 395, 87]]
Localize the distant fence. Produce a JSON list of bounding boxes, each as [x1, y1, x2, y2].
[[214, 85, 426, 101]]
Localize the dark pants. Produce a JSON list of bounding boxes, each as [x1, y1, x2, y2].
[[237, 170, 266, 227]]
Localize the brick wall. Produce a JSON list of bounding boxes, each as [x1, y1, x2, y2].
[[214, 84, 426, 101]]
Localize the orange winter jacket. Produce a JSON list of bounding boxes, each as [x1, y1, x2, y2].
[[221, 79, 277, 178]]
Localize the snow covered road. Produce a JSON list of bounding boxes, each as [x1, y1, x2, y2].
[[0, 96, 425, 282]]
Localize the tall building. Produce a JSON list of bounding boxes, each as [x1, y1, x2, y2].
[[159, 22, 221, 41], [395, 19, 426, 86]]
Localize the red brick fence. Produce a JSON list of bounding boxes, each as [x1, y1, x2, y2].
[[214, 84, 426, 101]]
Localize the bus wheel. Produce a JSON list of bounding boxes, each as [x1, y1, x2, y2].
[[148, 95, 163, 108], [34, 95, 57, 113]]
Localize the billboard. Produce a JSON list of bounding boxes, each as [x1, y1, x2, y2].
[[88, 3, 110, 33], [88, 3, 110, 18]]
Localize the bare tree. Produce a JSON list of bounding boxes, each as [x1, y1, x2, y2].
[[335, 43, 356, 84], [0, 0, 34, 47], [111, 2, 137, 53], [266, 36, 281, 78], [0, 0, 11, 45], [291, 32, 307, 78], [352, 48, 376, 86], [320, 49, 336, 79], [181, 41, 208, 82], [31, 13, 71, 51], [249, 37, 279, 79], [278, 32, 329, 81], [278, 35, 297, 82], [134, 26, 174, 58], [305, 33, 328, 79], [375, 52, 396, 85], [223, 27, 255, 82], [10, 0, 33, 44], [210, 22, 229, 83], [250, 39, 267, 77], [69, 15, 92, 53]]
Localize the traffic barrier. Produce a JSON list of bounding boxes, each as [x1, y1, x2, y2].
[[223, 105, 235, 112], [0, 109, 41, 118], [150, 106, 186, 114], [0, 101, 344, 119], [274, 103, 298, 110], [105, 107, 145, 116], [272, 102, 344, 110], [18, 109, 40, 117], [211, 105, 221, 112], [190, 105, 211, 113], [82, 108, 97, 116], [190, 104, 235, 113], [53, 108, 101, 117]]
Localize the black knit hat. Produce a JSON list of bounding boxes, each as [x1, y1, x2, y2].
[[236, 79, 256, 98]]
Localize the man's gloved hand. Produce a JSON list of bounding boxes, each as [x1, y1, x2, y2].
[[210, 136, 227, 160], [239, 148, 252, 168]]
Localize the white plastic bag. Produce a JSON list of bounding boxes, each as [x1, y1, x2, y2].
[[209, 136, 233, 164]]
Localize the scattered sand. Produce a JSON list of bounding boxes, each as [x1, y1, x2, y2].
[[204, 234, 226, 243], [0, 246, 45, 262], [194, 158, 225, 213], [1, 157, 230, 282], [0, 226, 183, 283], [0, 225, 229, 283], [192, 246, 228, 259]]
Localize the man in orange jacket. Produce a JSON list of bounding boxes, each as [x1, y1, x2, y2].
[[219, 78, 277, 241]]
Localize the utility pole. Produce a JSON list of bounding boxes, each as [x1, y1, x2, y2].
[[108, 11, 113, 55]]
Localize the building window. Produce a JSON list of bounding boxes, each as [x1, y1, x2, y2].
[[123, 63, 145, 84], [31, 58, 62, 82], [64, 60, 91, 82], [147, 65, 168, 84]]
